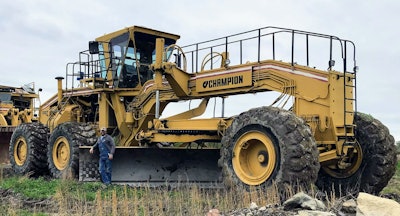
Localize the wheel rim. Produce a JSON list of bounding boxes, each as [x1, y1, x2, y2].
[[52, 136, 71, 170], [232, 130, 277, 185], [323, 142, 363, 178], [14, 137, 28, 166]]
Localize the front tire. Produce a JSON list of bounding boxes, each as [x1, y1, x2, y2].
[[9, 123, 49, 176], [219, 107, 320, 193], [47, 122, 96, 179]]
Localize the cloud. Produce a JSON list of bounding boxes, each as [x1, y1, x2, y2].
[[0, 0, 398, 141]]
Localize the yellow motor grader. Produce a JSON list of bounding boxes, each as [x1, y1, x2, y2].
[[0, 83, 38, 164], [8, 26, 397, 195]]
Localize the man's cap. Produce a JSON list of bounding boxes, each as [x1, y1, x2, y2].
[[101, 127, 107, 131]]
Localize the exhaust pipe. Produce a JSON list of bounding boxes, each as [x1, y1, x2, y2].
[[55, 77, 64, 105]]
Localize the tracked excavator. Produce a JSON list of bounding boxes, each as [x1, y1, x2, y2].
[[0, 83, 38, 164], [8, 26, 397, 195]]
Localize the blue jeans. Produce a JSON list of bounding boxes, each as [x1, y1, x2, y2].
[[99, 157, 112, 185]]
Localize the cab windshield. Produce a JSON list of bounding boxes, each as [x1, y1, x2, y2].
[[109, 31, 176, 88]]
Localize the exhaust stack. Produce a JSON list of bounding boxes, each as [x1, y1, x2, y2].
[[55, 77, 64, 105]]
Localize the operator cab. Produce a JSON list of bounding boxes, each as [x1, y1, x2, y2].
[[89, 26, 180, 88]]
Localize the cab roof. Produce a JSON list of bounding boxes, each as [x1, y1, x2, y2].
[[95, 25, 180, 42]]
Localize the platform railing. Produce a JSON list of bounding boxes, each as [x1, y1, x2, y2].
[[179, 26, 356, 75]]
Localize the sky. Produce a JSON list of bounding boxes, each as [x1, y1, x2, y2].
[[1, 0, 399, 141]]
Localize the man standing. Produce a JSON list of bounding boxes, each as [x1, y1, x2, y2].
[[89, 127, 116, 185]]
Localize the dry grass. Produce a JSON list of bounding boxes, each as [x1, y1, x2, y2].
[[0, 173, 341, 216], [79, 185, 280, 216], [1, 179, 290, 216], [1, 160, 398, 215], [0, 180, 379, 215]]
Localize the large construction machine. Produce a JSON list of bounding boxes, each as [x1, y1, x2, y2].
[[0, 83, 38, 164], [9, 26, 397, 195]]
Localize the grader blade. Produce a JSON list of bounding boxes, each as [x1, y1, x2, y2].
[[79, 147, 222, 187]]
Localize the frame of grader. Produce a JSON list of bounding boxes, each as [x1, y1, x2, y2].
[[9, 26, 396, 195], [0, 83, 38, 164]]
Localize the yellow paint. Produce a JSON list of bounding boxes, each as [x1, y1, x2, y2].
[[13, 136, 27, 166], [52, 136, 71, 170], [232, 130, 277, 185]]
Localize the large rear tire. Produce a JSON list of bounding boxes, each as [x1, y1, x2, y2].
[[219, 107, 320, 193], [9, 123, 49, 176], [47, 122, 96, 179], [356, 113, 397, 194], [316, 112, 397, 195]]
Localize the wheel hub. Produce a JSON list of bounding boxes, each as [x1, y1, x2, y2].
[[52, 137, 71, 170], [257, 154, 265, 163], [257, 151, 268, 166], [14, 137, 27, 166], [232, 130, 277, 185]]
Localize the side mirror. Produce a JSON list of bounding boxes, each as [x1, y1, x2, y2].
[[89, 41, 99, 54]]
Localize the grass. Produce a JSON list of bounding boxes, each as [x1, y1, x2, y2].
[[0, 160, 398, 215], [0, 176, 58, 200], [382, 160, 400, 195], [0, 176, 282, 215], [0, 175, 108, 201]]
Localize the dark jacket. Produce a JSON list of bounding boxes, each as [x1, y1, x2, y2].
[[92, 134, 116, 155]]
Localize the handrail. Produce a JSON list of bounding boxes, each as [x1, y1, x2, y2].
[[65, 49, 113, 90], [179, 26, 357, 74]]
